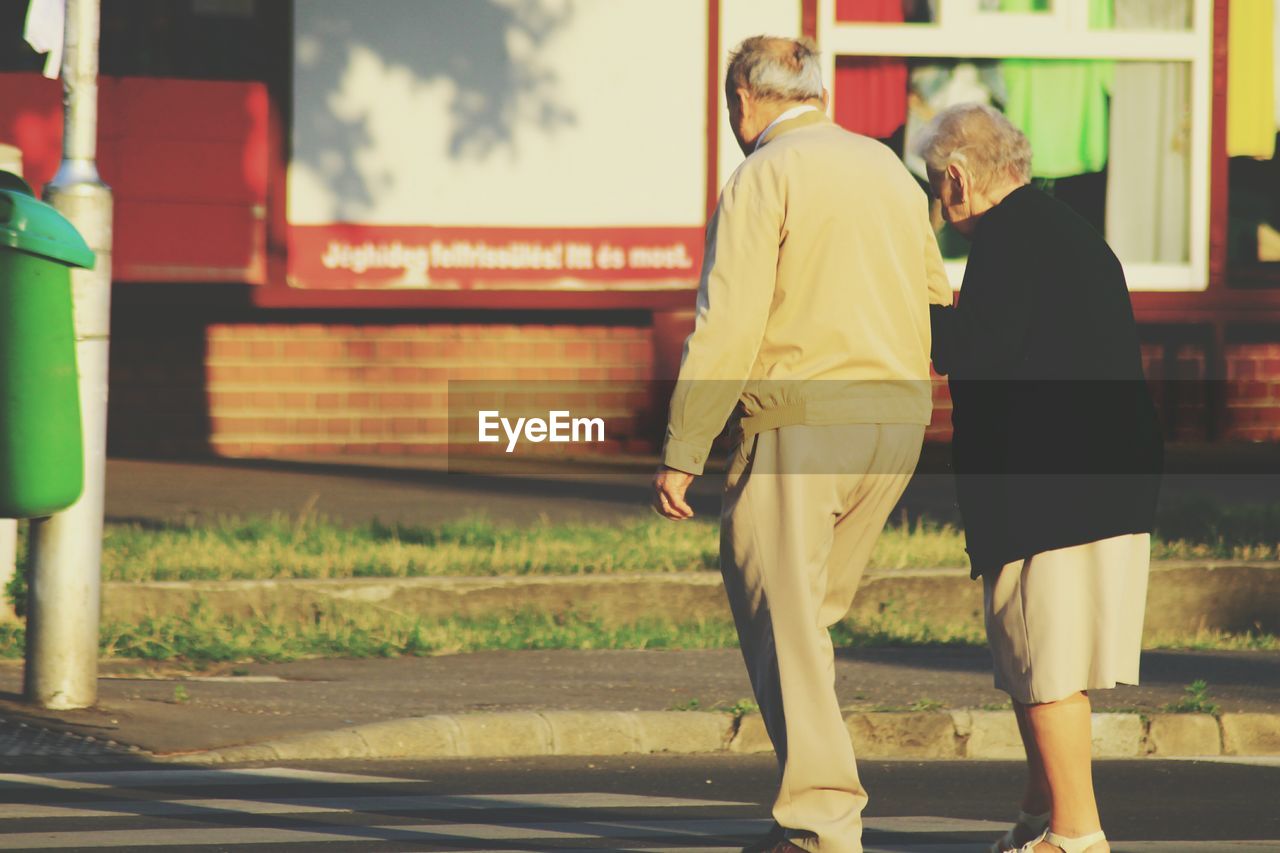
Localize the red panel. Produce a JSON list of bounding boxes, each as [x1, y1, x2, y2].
[[835, 0, 902, 23], [115, 200, 265, 283], [0, 74, 64, 191], [108, 77, 268, 282], [111, 78, 268, 143], [0, 72, 267, 284], [113, 138, 265, 204]]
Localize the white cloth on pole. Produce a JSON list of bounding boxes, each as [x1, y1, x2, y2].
[[23, 0, 66, 80]]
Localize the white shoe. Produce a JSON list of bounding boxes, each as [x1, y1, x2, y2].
[[1017, 828, 1107, 852], [990, 810, 1050, 852]]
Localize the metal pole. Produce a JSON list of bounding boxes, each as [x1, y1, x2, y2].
[[0, 520, 16, 623], [24, 0, 112, 710]]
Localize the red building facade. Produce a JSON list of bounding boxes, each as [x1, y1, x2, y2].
[[1, 0, 1277, 458]]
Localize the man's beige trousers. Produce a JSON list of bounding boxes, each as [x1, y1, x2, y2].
[[721, 422, 924, 853]]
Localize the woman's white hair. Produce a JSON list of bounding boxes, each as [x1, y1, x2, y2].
[[726, 36, 824, 104], [915, 103, 1033, 190]]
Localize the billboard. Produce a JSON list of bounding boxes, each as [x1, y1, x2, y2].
[[288, 0, 709, 291]]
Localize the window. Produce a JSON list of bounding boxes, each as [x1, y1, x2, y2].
[[818, 0, 1213, 292], [0, 0, 276, 81], [100, 0, 275, 81]]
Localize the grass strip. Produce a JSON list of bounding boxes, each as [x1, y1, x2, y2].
[[98, 515, 729, 582], [0, 608, 1271, 666], [11, 496, 1280, 592], [6, 514, 969, 604]]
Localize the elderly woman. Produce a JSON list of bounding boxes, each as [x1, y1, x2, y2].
[[920, 104, 1163, 853]]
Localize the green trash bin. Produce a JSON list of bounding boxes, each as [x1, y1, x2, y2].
[[0, 171, 96, 518]]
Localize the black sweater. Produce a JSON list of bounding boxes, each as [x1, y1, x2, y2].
[[930, 186, 1163, 579]]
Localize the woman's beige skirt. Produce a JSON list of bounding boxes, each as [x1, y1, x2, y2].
[[983, 533, 1151, 705]]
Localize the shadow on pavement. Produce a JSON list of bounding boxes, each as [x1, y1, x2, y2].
[[106, 442, 1280, 530]]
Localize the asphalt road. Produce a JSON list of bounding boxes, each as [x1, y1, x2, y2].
[[1, 755, 1276, 851]]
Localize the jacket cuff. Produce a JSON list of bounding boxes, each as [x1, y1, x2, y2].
[[661, 436, 709, 476]]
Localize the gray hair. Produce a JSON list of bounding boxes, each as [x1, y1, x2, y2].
[[726, 36, 824, 105], [915, 103, 1033, 189]]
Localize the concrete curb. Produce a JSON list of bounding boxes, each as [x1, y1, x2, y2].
[[158, 709, 1280, 764], [101, 562, 1280, 639]]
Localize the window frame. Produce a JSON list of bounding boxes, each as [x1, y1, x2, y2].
[[816, 0, 1215, 293]]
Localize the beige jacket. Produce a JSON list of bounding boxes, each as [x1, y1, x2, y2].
[[662, 111, 951, 475]]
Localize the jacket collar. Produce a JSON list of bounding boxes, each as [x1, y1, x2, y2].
[[975, 183, 1038, 240], [755, 107, 829, 151]]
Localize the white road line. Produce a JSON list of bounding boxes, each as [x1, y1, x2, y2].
[[0, 792, 750, 820], [0, 825, 405, 850], [1168, 756, 1280, 768], [0, 767, 416, 790], [0, 818, 773, 848], [866, 816, 1009, 832]]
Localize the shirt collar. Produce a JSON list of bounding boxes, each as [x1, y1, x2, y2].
[[753, 105, 822, 153]]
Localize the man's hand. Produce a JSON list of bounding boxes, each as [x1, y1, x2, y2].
[[652, 466, 696, 520]]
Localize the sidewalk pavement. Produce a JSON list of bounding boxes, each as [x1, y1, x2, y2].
[[1, 647, 1278, 763], [0, 449, 1276, 764]]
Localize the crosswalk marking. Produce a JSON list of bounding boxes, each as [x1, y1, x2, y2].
[[0, 791, 749, 820], [0, 816, 1022, 849], [1169, 756, 1280, 768], [866, 816, 1008, 833], [0, 766, 1274, 851], [0, 767, 415, 790]]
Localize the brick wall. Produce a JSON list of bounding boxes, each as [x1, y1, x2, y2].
[[923, 341, 1280, 445], [110, 320, 656, 458], [1137, 339, 1280, 443], [108, 315, 1280, 459], [1226, 343, 1280, 442], [205, 323, 654, 457], [1141, 341, 1210, 442]]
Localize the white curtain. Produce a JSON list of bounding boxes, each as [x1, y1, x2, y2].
[[1104, 0, 1192, 264]]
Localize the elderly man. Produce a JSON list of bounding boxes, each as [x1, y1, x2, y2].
[[652, 36, 950, 853]]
